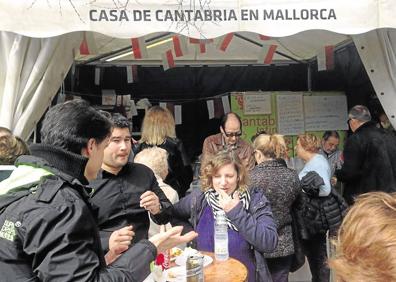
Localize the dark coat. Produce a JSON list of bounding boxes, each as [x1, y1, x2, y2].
[[89, 162, 172, 251], [0, 144, 157, 282], [293, 172, 348, 239], [250, 159, 301, 258], [164, 187, 278, 282], [335, 121, 396, 204], [134, 137, 193, 197]]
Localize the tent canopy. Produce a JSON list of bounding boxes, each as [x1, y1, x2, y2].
[[1, 0, 395, 38]]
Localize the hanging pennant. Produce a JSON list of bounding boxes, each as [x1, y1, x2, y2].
[[174, 105, 182, 125], [221, 95, 231, 114], [207, 100, 215, 119], [172, 35, 188, 57], [131, 37, 147, 59], [126, 66, 134, 83], [94, 67, 101, 85], [217, 33, 234, 52], [189, 38, 213, 54], [257, 44, 277, 65], [214, 98, 224, 118], [79, 32, 98, 55], [317, 45, 335, 71], [258, 34, 271, 41], [161, 50, 175, 71], [159, 102, 167, 109]]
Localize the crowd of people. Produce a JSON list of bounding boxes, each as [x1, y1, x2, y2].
[[1, 100, 396, 282]]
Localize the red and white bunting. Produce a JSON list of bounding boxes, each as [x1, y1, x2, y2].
[[217, 33, 234, 52], [317, 45, 335, 71], [258, 34, 271, 41], [79, 32, 98, 55], [257, 44, 277, 65], [161, 50, 175, 71], [172, 35, 188, 57], [189, 38, 214, 54], [131, 37, 147, 59]]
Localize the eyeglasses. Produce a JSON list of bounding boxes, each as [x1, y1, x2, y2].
[[224, 131, 242, 137]]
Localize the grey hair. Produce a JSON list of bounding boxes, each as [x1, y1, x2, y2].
[[134, 147, 169, 179], [349, 105, 372, 122]]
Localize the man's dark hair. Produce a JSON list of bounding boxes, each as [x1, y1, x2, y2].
[[322, 131, 340, 141], [220, 112, 242, 131], [110, 113, 130, 129], [41, 100, 112, 154]]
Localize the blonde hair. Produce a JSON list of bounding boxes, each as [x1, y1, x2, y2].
[[200, 151, 249, 192], [329, 192, 396, 282], [134, 147, 169, 179], [297, 133, 321, 153], [0, 135, 29, 165], [140, 106, 176, 145], [253, 134, 287, 159]]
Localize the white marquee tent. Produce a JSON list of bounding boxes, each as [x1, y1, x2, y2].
[[1, 0, 396, 139]]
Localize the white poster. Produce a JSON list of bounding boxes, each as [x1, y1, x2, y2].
[[304, 95, 348, 130], [243, 93, 272, 115], [276, 94, 305, 135]]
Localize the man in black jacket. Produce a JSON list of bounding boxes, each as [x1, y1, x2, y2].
[[335, 105, 396, 205], [90, 113, 172, 252], [0, 100, 196, 281]]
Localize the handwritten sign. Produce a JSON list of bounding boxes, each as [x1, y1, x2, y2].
[[243, 93, 272, 115], [304, 95, 348, 130], [276, 94, 305, 135]]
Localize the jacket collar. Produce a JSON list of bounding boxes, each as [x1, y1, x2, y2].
[[20, 144, 89, 185], [354, 120, 377, 133], [256, 158, 287, 168]]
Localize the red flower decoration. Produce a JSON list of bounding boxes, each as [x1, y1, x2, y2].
[[155, 253, 165, 269]]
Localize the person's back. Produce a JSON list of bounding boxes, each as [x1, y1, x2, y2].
[[339, 121, 396, 202]]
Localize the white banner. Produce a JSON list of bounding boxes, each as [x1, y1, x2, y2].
[[0, 0, 395, 38]]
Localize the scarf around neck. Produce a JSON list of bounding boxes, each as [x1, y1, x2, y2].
[[204, 188, 250, 231]]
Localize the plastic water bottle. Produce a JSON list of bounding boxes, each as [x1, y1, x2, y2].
[[214, 210, 229, 261]]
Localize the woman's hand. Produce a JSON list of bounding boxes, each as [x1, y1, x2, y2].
[[216, 188, 240, 212]]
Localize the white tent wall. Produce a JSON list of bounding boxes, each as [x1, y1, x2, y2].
[[0, 32, 82, 139], [353, 29, 396, 128]]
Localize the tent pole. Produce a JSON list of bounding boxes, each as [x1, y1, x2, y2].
[[307, 64, 312, 91]]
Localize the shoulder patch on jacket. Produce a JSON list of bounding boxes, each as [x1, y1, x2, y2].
[[0, 219, 18, 241]]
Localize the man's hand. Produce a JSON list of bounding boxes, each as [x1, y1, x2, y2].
[[140, 191, 161, 214], [216, 188, 240, 212], [105, 225, 134, 265], [149, 226, 198, 253]]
